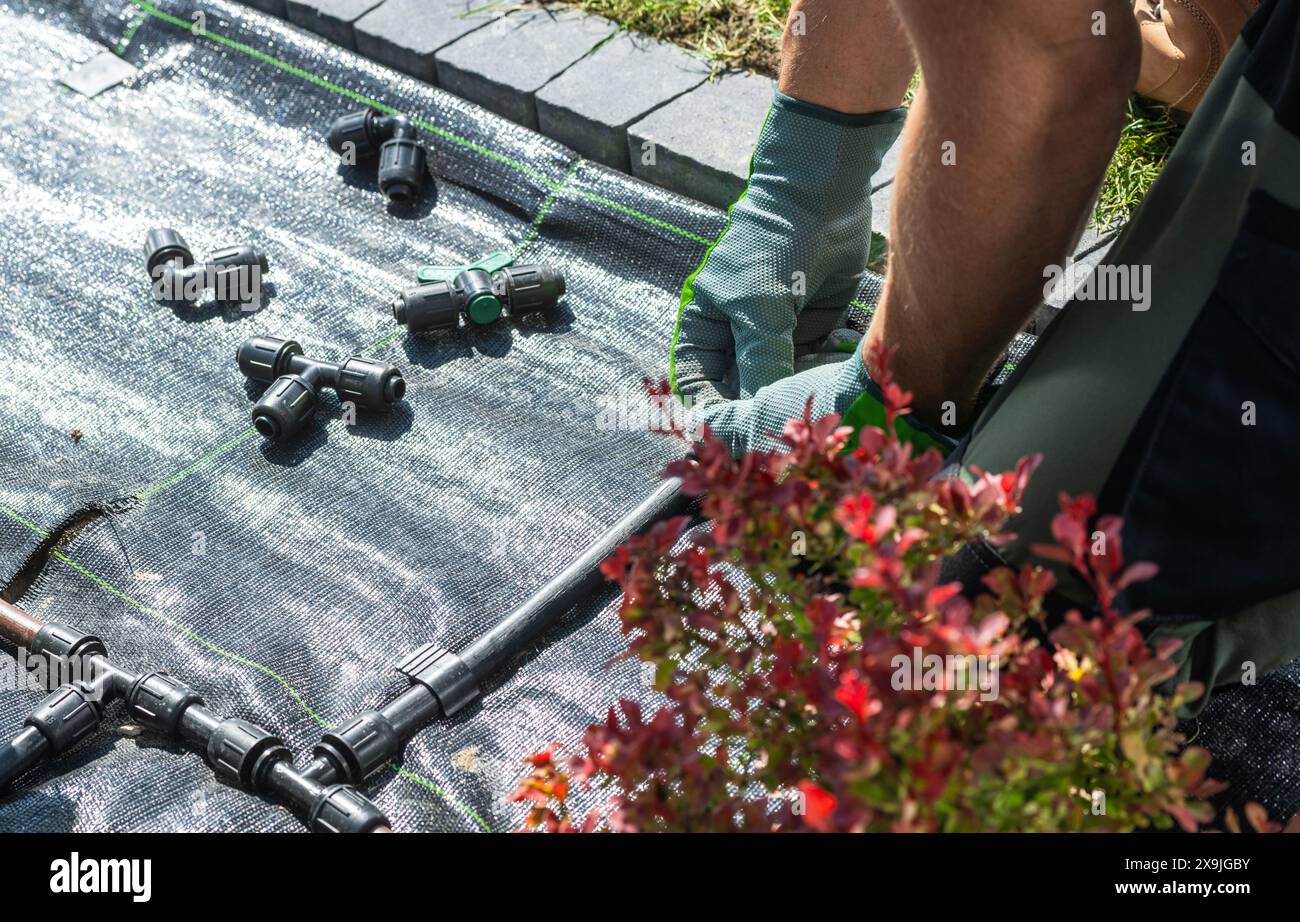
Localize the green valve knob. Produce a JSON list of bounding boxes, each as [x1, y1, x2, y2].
[[393, 252, 566, 335], [467, 293, 502, 325], [417, 250, 515, 284]]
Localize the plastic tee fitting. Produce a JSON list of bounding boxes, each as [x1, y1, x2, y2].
[[326, 108, 429, 205], [144, 228, 269, 304], [0, 616, 390, 833], [391, 263, 566, 334], [237, 336, 407, 442]]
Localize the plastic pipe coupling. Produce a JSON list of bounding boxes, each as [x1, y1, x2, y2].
[[237, 336, 407, 442], [326, 108, 428, 204], [144, 228, 269, 304], [391, 262, 566, 334]]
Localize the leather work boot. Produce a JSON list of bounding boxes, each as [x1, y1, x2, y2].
[[1134, 0, 1261, 114]]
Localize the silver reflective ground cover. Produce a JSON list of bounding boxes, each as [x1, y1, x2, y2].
[[0, 0, 1292, 832], [0, 0, 737, 831]]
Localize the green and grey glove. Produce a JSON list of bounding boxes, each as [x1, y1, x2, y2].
[[670, 91, 906, 405], [695, 335, 956, 457]]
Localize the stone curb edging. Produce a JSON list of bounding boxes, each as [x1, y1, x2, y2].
[[238, 0, 788, 210], [224, 0, 1106, 277]]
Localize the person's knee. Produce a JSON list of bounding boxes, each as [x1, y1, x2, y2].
[[1027, 0, 1141, 105], [1002, 0, 1141, 113]]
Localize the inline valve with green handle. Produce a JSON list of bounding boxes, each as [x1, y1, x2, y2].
[[390, 251, 566, 333]]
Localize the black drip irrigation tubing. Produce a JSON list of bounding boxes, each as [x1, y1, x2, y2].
[[0, 478, 692, 832]]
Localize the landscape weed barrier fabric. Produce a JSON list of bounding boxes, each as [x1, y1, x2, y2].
[[1, 0, 1294, 833], [0, 0, 746, 832]]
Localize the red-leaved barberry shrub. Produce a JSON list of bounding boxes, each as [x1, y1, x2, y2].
[[512, 344, 1268, 833]]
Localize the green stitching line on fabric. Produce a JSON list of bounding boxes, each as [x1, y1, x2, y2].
[[571, 189, 711, 246], [0, 502, 330, 724], [668, 99, 777, 398], [135, 428, 258, 501], [359, 329, 404, 356], [0, 500, 493, 832], [135, 159, 585, 502], [390, 762, 492, 833], [115, 6, 148, 55], [124, 0, 711, 248], [513, 158, 581, 259]]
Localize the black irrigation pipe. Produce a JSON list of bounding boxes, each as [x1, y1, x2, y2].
[[299, 477, 693, 828], [0, 477, 693, 832], [0, 599, 391, 832]]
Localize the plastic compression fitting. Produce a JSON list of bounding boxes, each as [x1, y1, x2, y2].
[[237, 336, 407, 441]]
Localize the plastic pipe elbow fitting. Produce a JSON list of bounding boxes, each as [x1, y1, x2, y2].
[[326, 108, 429, 205], [144, 228, 269, 305], [237, 336, 407, 442], [390, 263, 566, 334]]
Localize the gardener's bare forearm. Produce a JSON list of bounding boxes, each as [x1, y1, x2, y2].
[[868, 0, 1140, 424], [778, 0, 915, 113]]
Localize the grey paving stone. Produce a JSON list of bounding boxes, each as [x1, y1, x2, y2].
[[285, 0, 384, 50], [354, 0, 500, 84], [435, 6, 618, 130], [538, 31, 710, 171], [625, 70, 771, 209], [240, 0, 287, 17]]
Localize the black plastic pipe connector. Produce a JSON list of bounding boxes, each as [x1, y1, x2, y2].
[[143, 228, 269, 304], [297, 477, 694, 808], [23, 681, 104, 756], [127, 671, 206, 736], [143, 227, 191, 277], [313, 710, 402, 785], [326, 108, 429, 204], [237, 336, 408, 442], [391, 263, 567, 334], [207, 718, 292, 791], [0, 619, 391, 833], [31, 621, 107, 664], [2, 477, 696, 832]]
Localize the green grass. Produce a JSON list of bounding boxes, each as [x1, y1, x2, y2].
[[564, 0, 1181, 229], [565, 0, 788, 73], [1095, 97, 1185, 230]]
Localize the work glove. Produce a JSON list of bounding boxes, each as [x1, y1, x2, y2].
[[670, 91, 906, 406], [695, 334, 956, 457]]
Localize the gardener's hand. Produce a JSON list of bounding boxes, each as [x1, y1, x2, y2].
[[688, 332, 955, 459], [692, 335, 875, 454], [670, 94, 906, 408]]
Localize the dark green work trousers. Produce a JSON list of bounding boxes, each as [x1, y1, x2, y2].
[[954, 0, 1300, 709]]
